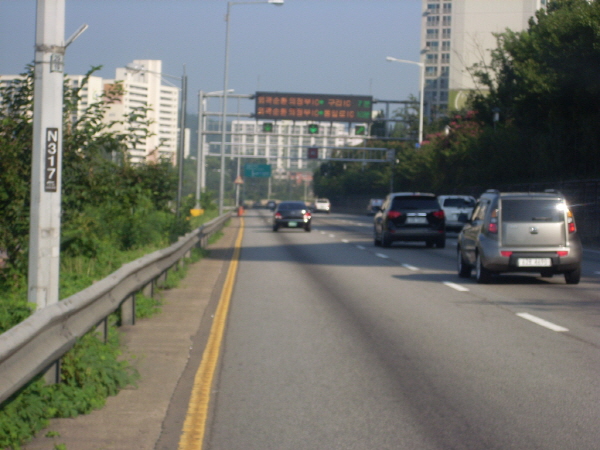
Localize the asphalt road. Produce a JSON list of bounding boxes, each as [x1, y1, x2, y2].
[[22, 209, 600, 450], [203, 209, 600, 450]]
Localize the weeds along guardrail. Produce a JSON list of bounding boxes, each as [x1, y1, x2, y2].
[[0, 212, 233, 405]]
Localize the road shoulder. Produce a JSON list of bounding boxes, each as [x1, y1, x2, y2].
[[23, 218, 240, 450]]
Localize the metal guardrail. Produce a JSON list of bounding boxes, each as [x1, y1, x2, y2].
[[0, 212, 232, 405]]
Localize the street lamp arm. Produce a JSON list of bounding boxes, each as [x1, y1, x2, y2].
[[385, 55, 425, 144], [125, 63, 183, 82], [386, 56, 423, 67], [228, 0, 283, 6]]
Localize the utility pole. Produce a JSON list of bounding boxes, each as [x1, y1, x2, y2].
[[29, 0, 66, 309]]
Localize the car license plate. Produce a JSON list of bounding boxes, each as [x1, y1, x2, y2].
[[517, 258, 551, 267], [406, 217, 427, 224], [288, 221, 298, 227]]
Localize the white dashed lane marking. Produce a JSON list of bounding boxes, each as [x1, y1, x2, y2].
[[443, 281, 469, 292], [516, 313, 569, 332]]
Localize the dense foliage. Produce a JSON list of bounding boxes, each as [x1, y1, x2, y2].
[[314, 0, 600, 200], [469, 0, 600, 182], [0, 67, 185, 290], [0, 66, 217, 449]]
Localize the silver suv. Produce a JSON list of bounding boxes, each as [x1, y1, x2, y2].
[[457, 190, 582, 284]]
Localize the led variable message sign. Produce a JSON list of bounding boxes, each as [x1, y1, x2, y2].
[[255, 92, 373, 123]]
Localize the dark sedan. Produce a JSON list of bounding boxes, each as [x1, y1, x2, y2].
[[273, 201, 312, 232]]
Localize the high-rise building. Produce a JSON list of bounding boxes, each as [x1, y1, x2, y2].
[[110, 60, 180, 164], [421, 0, 547, 119]]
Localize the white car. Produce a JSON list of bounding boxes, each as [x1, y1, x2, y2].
[[366, 198, 384, 215], [438, 195, 476, 231], [313, 198, 331, 213]]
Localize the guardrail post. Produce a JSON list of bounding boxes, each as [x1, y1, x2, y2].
[[44, 360, 61, 385], [120, 293, 136, 326], [96, 318, 108, 343], [142, 281, 153, 298], [157, 269, 167, 288]]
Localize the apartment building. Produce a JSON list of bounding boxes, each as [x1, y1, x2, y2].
[[0, 73, 104, 120], [1, 59, 181, 165], [421, 0, 548, 119], [224, 120, 366, 178], [110, 60, 180, 164]]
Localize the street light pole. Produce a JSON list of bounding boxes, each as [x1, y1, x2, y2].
[[386, 56, 425, 145], [195, 89, 234, 212], [176, 67, 187, 219], [29, 0, 66, 310], [219, 0, 284, 215]]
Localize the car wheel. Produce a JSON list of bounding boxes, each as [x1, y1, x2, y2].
[[304, 223, 311, 232], [457, 248, 472, 278], [272, 224, 279, 232], [475, 253, 492, 284], [425, 240, 434, 248], [564, 266, 581, 284], [381, 232, 392, 248], [436, 237, 446, 249]]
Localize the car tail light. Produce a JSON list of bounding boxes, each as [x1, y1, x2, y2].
[[557, 250, 569, 257], [501, 251, 512, 257], [303, 211, 312, 220], [432, 210, 445, 219], [567, 210, 576, 233], [387, 210, 402, 220], [275, 212, 282, 219], [487, 208, 499, 233]]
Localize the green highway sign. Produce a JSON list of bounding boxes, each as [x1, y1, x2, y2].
[[244, 164, 272, 178]]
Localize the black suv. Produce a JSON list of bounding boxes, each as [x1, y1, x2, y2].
[[374, 193, 446, 248]]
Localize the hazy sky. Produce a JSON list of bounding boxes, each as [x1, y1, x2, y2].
[[1, 0, 423, 114]]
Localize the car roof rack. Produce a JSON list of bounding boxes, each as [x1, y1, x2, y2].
[[544, 189, 563, 196]]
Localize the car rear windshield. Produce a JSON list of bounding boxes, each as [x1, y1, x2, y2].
[[391, 196, 440, 210], [501, 199, 564, 222], [443, 198, 475, 207], [278, 202, 306, 210]]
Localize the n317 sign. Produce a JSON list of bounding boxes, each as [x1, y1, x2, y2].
[[45, 128, 59, 192]]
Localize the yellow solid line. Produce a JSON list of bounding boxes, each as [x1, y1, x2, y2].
[[178, 218, 244, 450]]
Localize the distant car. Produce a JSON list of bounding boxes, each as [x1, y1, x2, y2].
[[457, 190, 582, 284], [273, 201, 312, 232], [313, 198, 331, 213], [366, 198, 384, 215], [438, 195, 476, 231], [374, 192, 446, 248], [266, 200, 277, 211]]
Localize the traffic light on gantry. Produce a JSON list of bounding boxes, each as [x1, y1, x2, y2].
[[263, 122, 274, 133], [307, 124, 319, 134], [355, 125, 367, 135]]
